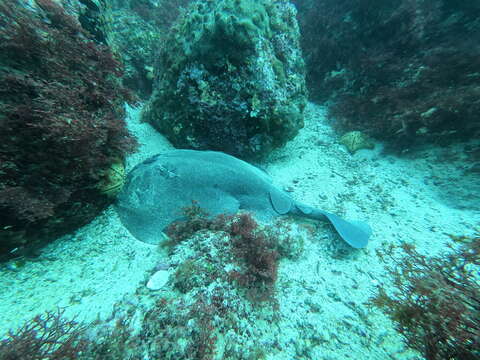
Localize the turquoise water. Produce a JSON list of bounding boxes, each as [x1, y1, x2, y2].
[[1, 1, 479, 359]]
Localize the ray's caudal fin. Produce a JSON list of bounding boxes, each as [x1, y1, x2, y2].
[[268, 190, 371, 248], [293, 202, 371, 248]]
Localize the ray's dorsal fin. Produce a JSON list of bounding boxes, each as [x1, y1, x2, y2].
[[269, 189, 292, 214]]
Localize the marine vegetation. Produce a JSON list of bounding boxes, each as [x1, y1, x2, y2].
[[0, 0, 136, 258], [166, 203, 282, 301], [0, 307, 145, 360], [294, 0, 480, 150], [0, 309, 88, 360], [371, 237, 480, 360], [140, 204, 297, 358]]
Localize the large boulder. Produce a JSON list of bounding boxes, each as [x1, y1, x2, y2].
[[142, 0, 307, 158]]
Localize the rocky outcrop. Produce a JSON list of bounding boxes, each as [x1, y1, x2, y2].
[[105, 0, 193, 99], [142, 0, 307, 158]]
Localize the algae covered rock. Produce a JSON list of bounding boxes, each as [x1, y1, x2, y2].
[[106, 8, 162, 99], [142, 0, 307, 158], [136, 209, 307, 359]]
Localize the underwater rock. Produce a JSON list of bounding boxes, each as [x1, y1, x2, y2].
[[339, 131, 375, 154], [106, 9, 161, 99], [142, 0, 307, 158], [105, 1, 194, 98], [138, 213, 291, 359]]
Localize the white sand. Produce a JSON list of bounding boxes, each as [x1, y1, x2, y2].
[[0, 102, 478, 359]]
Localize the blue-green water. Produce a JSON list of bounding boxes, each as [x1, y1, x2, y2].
[[0, 1, 479, 359]]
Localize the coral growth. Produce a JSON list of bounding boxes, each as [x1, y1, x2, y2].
[[371, 238, 480, 360], [0, 0, 136, 257], [294, 0, 480, 150]]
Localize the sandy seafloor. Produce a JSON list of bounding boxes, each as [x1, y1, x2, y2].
[[0, 102, 478, 359]]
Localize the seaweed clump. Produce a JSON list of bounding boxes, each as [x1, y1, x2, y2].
[[0, 0, 137, 257], [371, 237, 480, 360], [166, 203, 283, 302], [227, 213, 279, 301], [0, 309, 88, 360], [294, 0, 480, 150], [0, 309, 145, 360]]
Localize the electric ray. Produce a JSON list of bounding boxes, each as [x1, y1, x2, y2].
[[115, 150, 372, 248]]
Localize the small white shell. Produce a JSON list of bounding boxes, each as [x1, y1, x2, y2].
[[146, 270, 170, 290]]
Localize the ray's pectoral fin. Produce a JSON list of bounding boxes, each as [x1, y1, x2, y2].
[[269, 189, 293, 215]]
